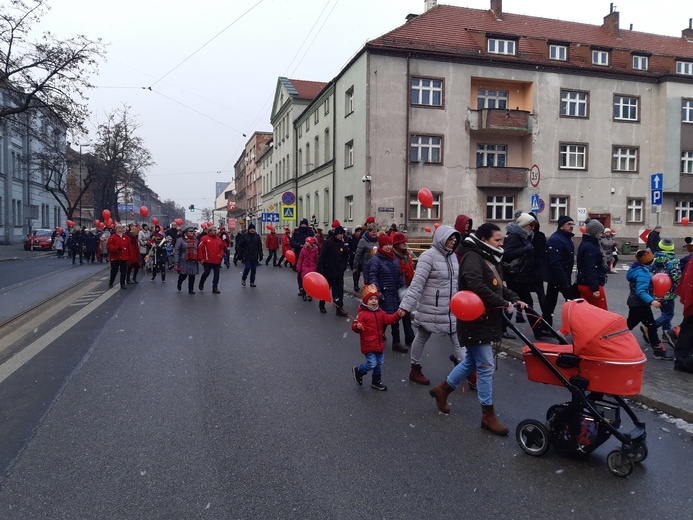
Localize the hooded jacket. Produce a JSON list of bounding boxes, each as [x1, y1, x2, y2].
[[353, 232, 378, 276], [366, 251, 404, 314], [317, 234, 349, 279], [399, 225, 460, 334], [627, 261, 656, 307], [106, 232, 130, 262], [652, 251, 681, 300], [198, 234, 227, 264], [454, 214, 473, 262], [290, 225, 315, 251], [576, 234, 608, 291], [352, 304, 400, 354], [502, 222, 535, 283], [297, 244, 319, 278], [545, 227, 575, 287]]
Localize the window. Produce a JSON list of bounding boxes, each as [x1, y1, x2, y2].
[[345, 86, 354, 115], [298, 125, 302, 138], [488, 38, 516, 55], [324, 189, 330, 225], [626, 198, 644, 223], [324, 129, 330, 161], [486, 195, 515, 221], [549, 44, 567, 61], [305, 144, 310, 172], [675, 200, 693, 223], [633, 55, 649, 71], [559, 143, 587, 170], [476, 144, 507, 167], [682, 99, 693, 123], [306, 117, 310, 132], [677, 61, 693, 76], [409, 192, 441, 220], [682, 151, 693, 174], [560, 90, 588, 118], [298, 149, 303, 176], [614, 95, 639, 121], [345, 141, 354, 168], [410, 78, 443, 107], [324, 98, 330, 115], [477, 89, 508, 109], [314, 111, 319, 124], [592, 50, 609, 66], [612, 147, 639, 172], [410, 135, 442, 164], [345, 196, 353, 221], [550, 196, 569, 222], [314, 136, 319, 167]]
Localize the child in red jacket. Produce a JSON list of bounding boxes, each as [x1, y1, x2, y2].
[[352, 285, 401, 391]]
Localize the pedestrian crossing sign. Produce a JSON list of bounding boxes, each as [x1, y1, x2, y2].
[[282, 205, 295, 219]]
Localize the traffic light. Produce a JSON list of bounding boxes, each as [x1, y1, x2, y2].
[[189, 204, 195, 212]]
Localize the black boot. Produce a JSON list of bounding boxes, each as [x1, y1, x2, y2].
[[371, 377, 387, 391]]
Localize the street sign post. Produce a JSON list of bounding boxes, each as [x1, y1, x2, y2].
[[650, 173, 663, 206], [530, 194, 540, 212]]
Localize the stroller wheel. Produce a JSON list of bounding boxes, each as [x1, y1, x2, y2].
[[606, 449, 634, 477], [516, 419, 551, 457], [631, 442, 648, 463]]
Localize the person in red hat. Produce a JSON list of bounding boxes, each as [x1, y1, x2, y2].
[[392, 232, 416, 348], [352, 285, 401, 391], [277, 226, 292, 267], [265, 226, 279, 266]]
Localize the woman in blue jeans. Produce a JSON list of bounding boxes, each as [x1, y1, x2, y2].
[[429, 223, 525, 436]]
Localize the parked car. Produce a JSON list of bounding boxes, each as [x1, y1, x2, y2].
[[23, 229, 53, 251]]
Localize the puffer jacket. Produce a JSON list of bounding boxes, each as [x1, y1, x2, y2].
[[126, 232, 139, 265], [627, 262, 656, 307], [281, 232, 292, 254], [265, 232, 279, 251], [297, 244, 319, 279], [352, 304, 400, 354], [545, 228, 575, 287], [106, 232, 130, 261], [652, 252, 681, 300], [365, 252, 404, 314], [502, 222, 535, 284], [576, 234, 608, 291], [457, 234, 519, 345], [353, 232, 378, 276], [237, 231, 263, 263], [317, 235, 349, 279], [399, 225, 460, 334], [198, 235, 226, 264]]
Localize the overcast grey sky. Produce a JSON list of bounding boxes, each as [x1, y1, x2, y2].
[[41, 0, 691, 218]]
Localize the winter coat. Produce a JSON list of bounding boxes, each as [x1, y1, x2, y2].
[[237, 232, 263, 263], [545, 228, 575, 287], [646, 230, 661, 253], [106, 233, 131, 262], [502, 222, 535, 284], [290, 225, 315, 251], [353, 232, 378, 276], [348, 232, 362, 255], [454, 214, 473, 262], [576, 234, 608, 291], [600, 235, 617, 258], [394, 249, 415, 287], [317, 235, 349, 280], [366, 252, 404, 314], [399, 225, 460, 334], [297, 245, 319, 278], [70, 231, 84, 251], [352, 304, 400, 354], [457, 235, 520, 345], [265, 232, 279, 251], [84, 232, 98, 252], [150, 235, 167, 265], [54, 235, 64, 251], [627, 262, 656, 307], [174, 236, 200, 276], [126, 233, 140, 264], [652, 252, 681, 300], [281, 233, 292, 254], [675, 260, 693, 318], [138, 229, 151, 255], [198, 235, 226, 264], [531, 228, 547, 284]]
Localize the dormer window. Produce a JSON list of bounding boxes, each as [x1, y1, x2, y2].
[[632, 55, 649, 71], [592, 50, 609, 66], [677, 61, 693, 76], [549, 44, 567, 61], [488, 38, 516, 56]]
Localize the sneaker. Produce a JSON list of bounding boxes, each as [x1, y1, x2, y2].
[[662, 330, 673, 347], [352, 366, 363, 386], [241, 280, 246, 286], [652, 345, 674, 360], [640, 325, 650, 344], [250, 283, 256, 288], [371, 379, 387, 391]]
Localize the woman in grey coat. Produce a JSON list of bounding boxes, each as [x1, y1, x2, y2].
[[175, 227, 200, 294], [399, 225, 473, 387]]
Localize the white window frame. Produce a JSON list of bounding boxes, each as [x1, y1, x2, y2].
[[410, 135, 442, 164], [682, 99, 693, 123], [682, 150, 693, 174], [345, 141, 354, 168], [324, 99, 330, 115], [488, 38, 516, 55], [549, 196, 569, 222], [626, 198, 644, 223], [345, 196, 353, 222], [549, 44, 567, 61], [477, 89, 508, 109], [486, 195, 515, 221], [560, 144, 587, 170], [476, 144, 507, 167], [306, 117, 310, 132], [612, 147, 639, 172], [409, 192, 441, 220], [410, 77, 443, 107], [677, 61, 693, 76], [633, 55, 649, 71], [345, 87, 354, 115], [676, 200, 693, 223], [614, 95, 639, 121], [560, 90, 588, 118], [592, 50, 609, 66], [314, 111, 319, 124]]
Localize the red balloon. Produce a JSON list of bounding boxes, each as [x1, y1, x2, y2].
[[653, 273, 672, 298], [207, 222, 213, 227], [57, 227, 63, 234], [152, 217, 159, 225], [285, 249, 296, 265], [266, 224, 272, 230], [107, 218, 114, 227], [303, 272, 332, 302], [580, 225, 586, 234], [434, 222, 441, 229], [175, 218, 184, 226], [682, 216, 690, 226], [131, 212, 135, 217], [417, 188, 434, 209], [98, 223, 105, 230], [450, 290, 486, 321], [424, 226, 432, 233], [201, 223, 207, 229], [94, 219, 100, 225], [102, 209, 111, 220], [66, 220, 74, 228], [140, 206, 149, 218]]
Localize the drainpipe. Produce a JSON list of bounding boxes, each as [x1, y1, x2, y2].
[[404, 53, 411, 232]]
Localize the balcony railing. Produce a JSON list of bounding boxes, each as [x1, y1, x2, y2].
[[476, 166, 528, 188], [468, 109, 532, 135]]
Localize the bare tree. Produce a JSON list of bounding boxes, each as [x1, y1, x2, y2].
[[0, 0, 106, 131]]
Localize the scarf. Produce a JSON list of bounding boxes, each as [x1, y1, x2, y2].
[[185, 235, 198, 261], [377, 247, 394, 260], [394, 249, 414, 285], [465, 234, 504, 264]]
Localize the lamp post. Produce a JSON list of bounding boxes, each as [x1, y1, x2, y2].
[[77, 143, 90, 228]]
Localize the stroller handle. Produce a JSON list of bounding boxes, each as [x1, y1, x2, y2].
[[503, 305, 570, 346]]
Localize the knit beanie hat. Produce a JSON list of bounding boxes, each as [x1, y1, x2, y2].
[[585, 219, 605, 237], [378, 234, 393, 247], [366, 222, 378, 232], [515, 212, 535, 228], [636, 249, 655, 265], [334, 226, 345, 235], [365, 216, 376, 224], [392, 232, 407, 245], [557, 215, 574, 228], [332, 220, 341, 228], [659, 237, 675, 252], [248, 223, 256, 230], [300, 218, 309, 226], [361, 284, 379, 304]]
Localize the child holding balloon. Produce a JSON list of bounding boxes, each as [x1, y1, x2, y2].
[[296, 237, 319, 301]]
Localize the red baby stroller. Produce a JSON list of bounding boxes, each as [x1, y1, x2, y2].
[[509, 299, 648, 477]]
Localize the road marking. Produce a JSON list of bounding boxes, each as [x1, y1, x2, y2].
[[0, 284, 118, 384]]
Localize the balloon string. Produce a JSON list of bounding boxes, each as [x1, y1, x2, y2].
[[330, 301, 354, 320]]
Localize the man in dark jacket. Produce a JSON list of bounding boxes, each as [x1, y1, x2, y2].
[[576, 218, 609, 309], [317, 226, 349, 316], [348, 226, 362, 290], [543, 215, 576, 327], [291, 218, 315, 271], [646, 225, 662, 253], [238, 223, 263, 287]]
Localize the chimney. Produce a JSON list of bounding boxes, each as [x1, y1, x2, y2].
[[490, 0, 503, 19], [603, 4, 620, 37], [684, 18, 693, 41], [425, 0, 437, 12]]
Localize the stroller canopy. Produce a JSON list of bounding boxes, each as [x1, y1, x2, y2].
[[561, 300, 645, 363]]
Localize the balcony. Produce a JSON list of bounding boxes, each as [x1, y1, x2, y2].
[[476, 167, 528, 189], [467, 109, 532, 136]]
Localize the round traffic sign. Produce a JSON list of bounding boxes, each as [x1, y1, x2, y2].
[[282, 191, 296, 205], [538, 198, 546, 213], [529, 164, 540, 188]]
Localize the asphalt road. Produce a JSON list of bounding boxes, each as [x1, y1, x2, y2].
[[0, 261, 691, 518]]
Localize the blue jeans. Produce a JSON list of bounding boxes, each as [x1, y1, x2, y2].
[[242, 260, 258, 283], [655, 299, 675, 334], [358, 352, 384, 378], [446, 343, 495, 406], [200, 263, 220, 288]]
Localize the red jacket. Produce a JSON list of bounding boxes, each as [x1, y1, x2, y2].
[[198, 235, 226, 264], [352, 304, 400, 354], [126, 233, 140, 264], [281, 233, 291, 254], [265, 232, 279, 251], [297, 245, 319, 279], [107, 233, 131, 261]]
